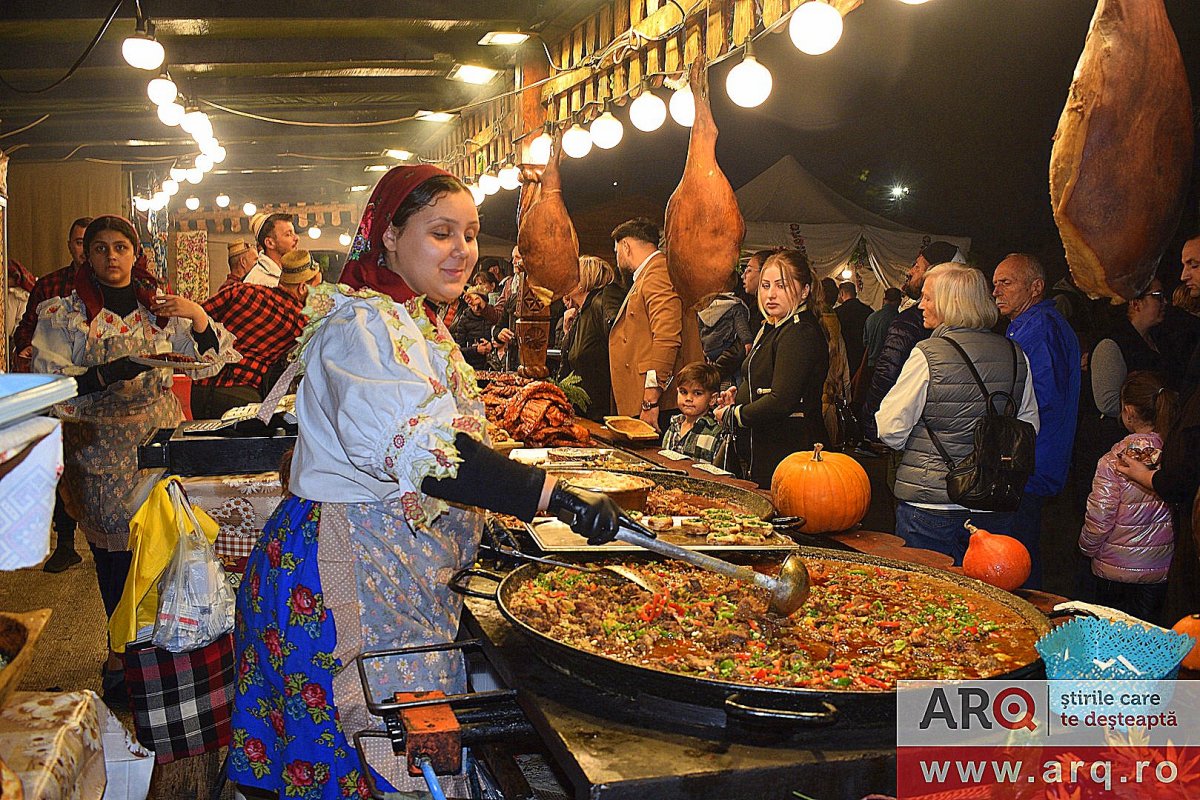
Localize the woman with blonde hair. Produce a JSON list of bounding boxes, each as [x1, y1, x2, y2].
[[558, 255, 624, 419], [876, 262, 1040, 564], [715, 249, 828, 487]]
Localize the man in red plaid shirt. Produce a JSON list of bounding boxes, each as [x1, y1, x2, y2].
[[192, 249, 320, 419], [10, 217, 92, 372]]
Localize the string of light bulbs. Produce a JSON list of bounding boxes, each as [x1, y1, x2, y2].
[[445, 0, 932, 204]]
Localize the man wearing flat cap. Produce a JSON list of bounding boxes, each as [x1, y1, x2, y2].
[[244, 212, 298, 287], [217, 239, 257, 294], [193, 249, 321, 419]]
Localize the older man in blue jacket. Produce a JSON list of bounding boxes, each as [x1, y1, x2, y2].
[[994, 253, 1081, 590]]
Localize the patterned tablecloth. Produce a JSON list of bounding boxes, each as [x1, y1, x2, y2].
[[0, 691, 105, 800], [179, 472, 284, 576]]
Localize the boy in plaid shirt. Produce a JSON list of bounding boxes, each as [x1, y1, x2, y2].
[[662, 363, 723, 462]]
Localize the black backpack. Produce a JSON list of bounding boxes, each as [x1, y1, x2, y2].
[[922, 337, 1036, 512]]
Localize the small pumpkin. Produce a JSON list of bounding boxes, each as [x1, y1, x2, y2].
[[771, 443, 871, 534], [1171, 615, 1200, 670], [961, 520, 1031, 591]]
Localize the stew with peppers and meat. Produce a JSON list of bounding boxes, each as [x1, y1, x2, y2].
[[506, 559, 1041, 691]]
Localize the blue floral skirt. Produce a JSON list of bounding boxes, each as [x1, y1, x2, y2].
[[228, 495, 392, 799]]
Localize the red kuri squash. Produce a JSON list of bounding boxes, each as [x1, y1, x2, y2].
[[961, 520, 1031, 591]]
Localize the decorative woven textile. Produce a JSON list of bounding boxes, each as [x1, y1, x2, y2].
[[174, 230, 209, 302]]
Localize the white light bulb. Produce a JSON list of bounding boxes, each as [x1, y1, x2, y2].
[[726, 53, 773, 108], [242, 202, 257, 216], [134, 196, 151, 212], [182, 111, 213, 141], [308, 227, 322, 239], [561, 122, 593, 158], [147, 75, 177, 106], [158, 102, 185, 126], [339, 233, 352, 247], [169, 166, 186, 181], [215, 194, 230, 208], [162, 179, 179, 196], [629, 91, 667, 132], [897, 0, 931, 4], [211, 145, 227, 163], [789, 1, 844, 56], [468, 182, 485, 206], [195, 154, 214, 173], [149, 195, 167, 211], [841, 267, 854, 281], [528, 131, 552, 165], [153, 191, 168, 205], [590, 111, 624, 149], [198, 136, 220, 155], [185, 168, 203, 184], [478, 171, 501, 195], [122, 34, 164, 71], [497, 164, 521, 190], [669, 84, 695, 127], [185, 196, 200, 210]]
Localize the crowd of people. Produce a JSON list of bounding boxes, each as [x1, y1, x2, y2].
[[8, 163, 1200, 797]]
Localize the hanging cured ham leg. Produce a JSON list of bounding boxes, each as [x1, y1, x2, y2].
[[516, 135, 580, 377], [517, 135, 580, 301], [1049, 0, 1193, 301], [664, 56, 745, 310]]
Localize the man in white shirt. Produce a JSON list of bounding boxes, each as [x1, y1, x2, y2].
[[244, 213, 298, 287]]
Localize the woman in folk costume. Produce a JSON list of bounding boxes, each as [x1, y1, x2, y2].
[[30, 214, 238, 704], [229, 166, 620, 799]]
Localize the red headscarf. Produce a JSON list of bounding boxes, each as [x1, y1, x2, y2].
[[73, 215, 167, 326], [6, 260, 35, 293], [339, 164, 455, 305]]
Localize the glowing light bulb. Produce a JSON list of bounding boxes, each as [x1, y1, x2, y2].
[[840, 267, 854, 281], [162, 179, 179, 196], [339, 233, 352, 247], [185, 168, 203, 184], [308, 227, 322, 239], [147, 75, 177, 106], [134, 196, 151, 212], [467, 181, 485, 206], [590, 111, 624, 149], [478, 171, 501, 195], [122, 31, 164, 71], [149, 194, 167, 211], [726, 51, 773, 108], [561, 122, 593, 158], [528, 130, 552, 165], [497, 164, 521, 190], [669, 83, 695, 127], [169, 166, 186, 181], [789, 1, 844, 56], [195, 153, 214, 173], [211, 145, 227, 163], [897, 0, 931, 4], [215, 194, 230, 208], [158, 102, 185, 126], [242, 202, 257, 216], [629, 90, 666, 132], [185, 196, 200, 210], [181, 111, 212, 140]]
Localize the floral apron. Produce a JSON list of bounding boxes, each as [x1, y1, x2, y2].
[[58, 311, 181, 552]]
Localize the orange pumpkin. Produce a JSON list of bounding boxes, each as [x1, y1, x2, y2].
[[961, 520, 1031, 591], [770, 443, 871, 534], [1171, 615, 1200, 670]]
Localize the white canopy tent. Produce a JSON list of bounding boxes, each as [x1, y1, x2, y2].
[[735, 156, 971, 307]]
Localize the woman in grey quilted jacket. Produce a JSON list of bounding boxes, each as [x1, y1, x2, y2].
[[1078, 371, 1178, 624]]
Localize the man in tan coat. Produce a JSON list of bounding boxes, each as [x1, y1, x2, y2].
[[609, 217, 703, 430]]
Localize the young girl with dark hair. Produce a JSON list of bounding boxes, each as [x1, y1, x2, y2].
[[1079, 370, 1179, 624]]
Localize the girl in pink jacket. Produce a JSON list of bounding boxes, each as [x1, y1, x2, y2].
[[1079, 371, 1179, 624]]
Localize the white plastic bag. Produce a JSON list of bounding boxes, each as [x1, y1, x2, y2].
[[152, 480, 236, 652]]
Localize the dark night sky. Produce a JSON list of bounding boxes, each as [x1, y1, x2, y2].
[[481, 0, 1200, 281]]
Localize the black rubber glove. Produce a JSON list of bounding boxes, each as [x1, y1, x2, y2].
[[547, 484, 622, 545], [100, 356, 155, 384]]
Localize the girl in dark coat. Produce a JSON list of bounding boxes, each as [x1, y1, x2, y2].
[[716, 249, 828, 487]]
